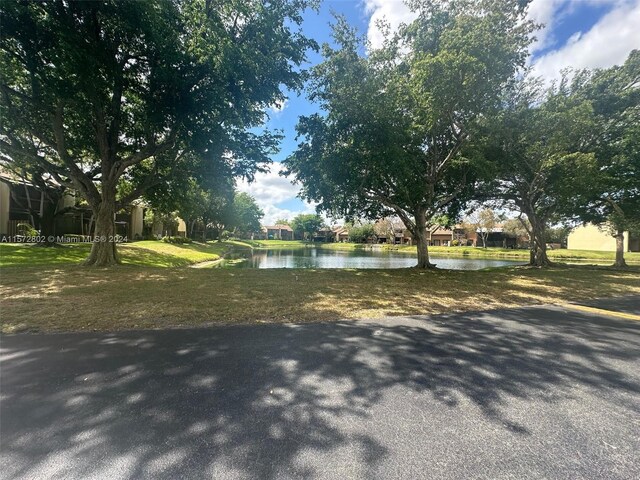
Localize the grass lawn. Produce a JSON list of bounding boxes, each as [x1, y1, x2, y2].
[[1, 263, 638, 333], [0, 240, 252, 268]]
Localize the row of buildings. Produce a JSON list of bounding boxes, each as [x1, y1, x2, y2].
[[258, 222, 640, 252], [259, 223, 524, 248]]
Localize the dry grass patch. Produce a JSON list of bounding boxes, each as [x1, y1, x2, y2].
[[1, 265, 639, 333]]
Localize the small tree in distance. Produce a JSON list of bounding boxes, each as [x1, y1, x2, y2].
[[231, 193, 264, 239], [465, 208, 500, 248], [291, 214, 325, 241], [348, 223, 376, 244]]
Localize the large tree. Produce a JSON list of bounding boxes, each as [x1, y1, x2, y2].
[[284, 0, 534, 268], [487, 78, 597, 266], [0, 0, 315, 265], [570, 51, 640, 267]]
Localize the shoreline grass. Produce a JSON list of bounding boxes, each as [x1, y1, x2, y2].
[[1, 263, 638, 333]]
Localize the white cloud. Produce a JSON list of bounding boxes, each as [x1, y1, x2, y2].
[[364, 0, 415, 50], [527, 0, 629, 54], [237, 165, 299, 205], [260, 203, 318, 226], [236, 165, 318, 225], [531, 0, 640, 81]]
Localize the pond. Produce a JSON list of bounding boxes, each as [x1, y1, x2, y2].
[[227, 248, 526, 270]]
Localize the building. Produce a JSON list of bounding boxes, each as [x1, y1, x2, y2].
[[313, 228, 334, 242], [261, 224, 294, 240], [474, 227, 520, 248], [429, 228, 454, 246], [1, 172, 145, 240], [568, 224, 640, 252], [333, 226, 349, 242]]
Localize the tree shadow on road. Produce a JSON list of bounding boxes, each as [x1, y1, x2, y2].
[[2, 307, 639, 479]]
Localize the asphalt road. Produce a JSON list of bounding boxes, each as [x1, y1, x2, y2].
[[2, 297, 640, 480]]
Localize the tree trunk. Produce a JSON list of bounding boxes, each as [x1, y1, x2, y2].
[[529, 221, 552, 267], [613, 229, 627, 268], [37, 202, 57, 246], [414, 209, 436, 269], [84, 197, 119, 266]]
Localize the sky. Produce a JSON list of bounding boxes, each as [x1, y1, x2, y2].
[[238, 0, 640, 225]]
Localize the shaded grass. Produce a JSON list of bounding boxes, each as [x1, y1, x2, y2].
[[1, 264, 638, 333], [0, 241, 252, 268]]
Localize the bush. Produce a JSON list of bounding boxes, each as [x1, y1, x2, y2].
[[17, 223, 39, 237], [161, 236, 192, 244], [220, 230, 232, 240], [451, 239, 460, 246], [348, 224, 376, 243]]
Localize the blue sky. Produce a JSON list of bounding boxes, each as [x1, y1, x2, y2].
[[238, 0, 640, 225]]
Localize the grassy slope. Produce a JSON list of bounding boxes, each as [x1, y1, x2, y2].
[[0, 240, 253, 268], [1, 264, 639, 333]]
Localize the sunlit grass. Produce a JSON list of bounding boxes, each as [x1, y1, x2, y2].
[[0, 240, 252, 268]]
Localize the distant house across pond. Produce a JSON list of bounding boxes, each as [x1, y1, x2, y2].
[[333, 226, 349, 243], [258, 224, 294, 240], [313, 228, 334, 242]]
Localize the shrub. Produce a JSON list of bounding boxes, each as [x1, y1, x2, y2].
[[161, 236, 192, 244], [17, 223, 39, 237], [348, 224, 376, 243]]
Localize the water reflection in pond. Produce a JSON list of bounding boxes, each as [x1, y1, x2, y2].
[[225, 248, 525, 270]]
